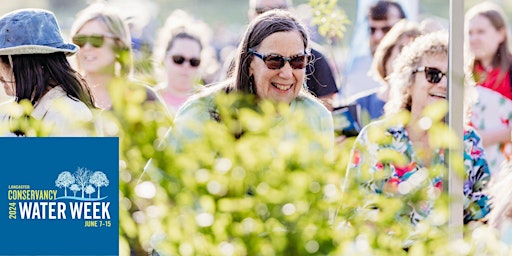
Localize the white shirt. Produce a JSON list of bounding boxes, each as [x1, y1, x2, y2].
[[0, 86, 93, 136]]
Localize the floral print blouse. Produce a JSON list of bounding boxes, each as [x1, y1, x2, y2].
[[345, 119, 491, 225]]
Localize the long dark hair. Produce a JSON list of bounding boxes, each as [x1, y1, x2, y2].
[[1, 53, 95, 108]]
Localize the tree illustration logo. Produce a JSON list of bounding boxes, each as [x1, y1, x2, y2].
[[55, 167, 110, 200]]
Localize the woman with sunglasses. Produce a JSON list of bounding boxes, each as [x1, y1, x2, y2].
[[70, 2, 167, 112], [168, 9, 333, 152], [466, 2, 512, 175], [346, 19, 422, 128], [152, 10, 209, 114], [0, 8, 95, 136], [344, 31, 490, 234]]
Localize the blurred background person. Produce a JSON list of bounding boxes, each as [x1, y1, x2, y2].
[[245, 0, 339, 111], [110, 0, 159, 77], [152, 9, 215, 114], [70, 1, 171, 159], [487, 159, 512, 246], [341, 0, 408, 99], [70, 1, 165, 111], [346, 19, 421, 127], [466, 1, 512, 174], [0, 8, 95, 136]]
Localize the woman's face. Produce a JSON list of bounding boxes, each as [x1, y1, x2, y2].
[[164, 37, 202, 90], [74, 19, 117, 76], [408, 54, 447, 120], [0, 62, 14, 96], [469, 14, 505, 64], [249, 31, 306, 104]]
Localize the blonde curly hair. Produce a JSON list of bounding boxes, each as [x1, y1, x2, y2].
[[384, 30, 477, 124]]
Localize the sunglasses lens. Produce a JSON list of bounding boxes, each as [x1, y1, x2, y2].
[[190, 58, 201, 67], [89, 35, 105, 48], [172, 55, 186, 65], [255, 7, 266, 14], [369, 26, 392, 35], [72, 35, 105, 48], [72, 35, 87, 47], [264, 55, 285, 70], [289, 55, 308, 69], [426, 68, 442, 83]]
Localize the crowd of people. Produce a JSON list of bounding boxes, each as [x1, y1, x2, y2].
[[1, 0, 512, 252]]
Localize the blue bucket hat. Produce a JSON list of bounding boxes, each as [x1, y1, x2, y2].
[[0, 8, 78, 56]]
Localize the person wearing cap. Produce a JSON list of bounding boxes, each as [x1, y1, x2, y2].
[[0, 8, 95, 136]]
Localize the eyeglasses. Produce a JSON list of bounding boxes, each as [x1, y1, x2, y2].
[[413, 66, 447, 84], [171, 55, 201, 67], [249, 49, 310, 70], [72, 34, 116, 48], [369, 26, 392, 35], [254, 6, 288, 14]]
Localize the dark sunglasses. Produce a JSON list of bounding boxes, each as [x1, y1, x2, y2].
[[254, 6, 288, 14], [72, 34, 116, 48], [413, 66, 447, 84], [172, 55, 201, 67], [249, 49, 310, 70], [369, 26, 392, 35]]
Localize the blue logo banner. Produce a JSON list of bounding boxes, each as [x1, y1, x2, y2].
[[0, 137, 119, 256]]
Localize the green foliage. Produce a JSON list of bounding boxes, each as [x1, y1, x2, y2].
[[96, 77, 172, 255], [139, 93, 342, 255], [5, 81, 511, 254], [0, 99, 51, 136], [121, 92, 511, 255], [309, 0, 350, 44]]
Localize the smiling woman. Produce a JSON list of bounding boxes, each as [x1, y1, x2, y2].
[[167, 9, 334, 153], [344, 31, 491, 241]]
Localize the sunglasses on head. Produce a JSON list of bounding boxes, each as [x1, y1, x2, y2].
[[413, 66, 447, 84], [369, 25, 392, 35], [171, 55, 201, 67], [249, 49, 310, 70], [72, 34, 116, 48]]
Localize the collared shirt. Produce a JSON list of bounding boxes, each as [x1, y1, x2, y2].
[[345, 118, 491, 225]]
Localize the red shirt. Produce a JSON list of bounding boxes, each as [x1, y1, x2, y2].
[[475, 63, 512, 100]]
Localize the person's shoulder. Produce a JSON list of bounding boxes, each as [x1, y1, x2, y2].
[[174, 85, 223, 120], [359, 116, 403, 134], [128, 78, 162, 101], [295, 93, 331, 115], [0, 98, 14, 118]]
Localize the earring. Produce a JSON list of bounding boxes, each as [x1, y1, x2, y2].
[[249, 75, 255, 94]]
